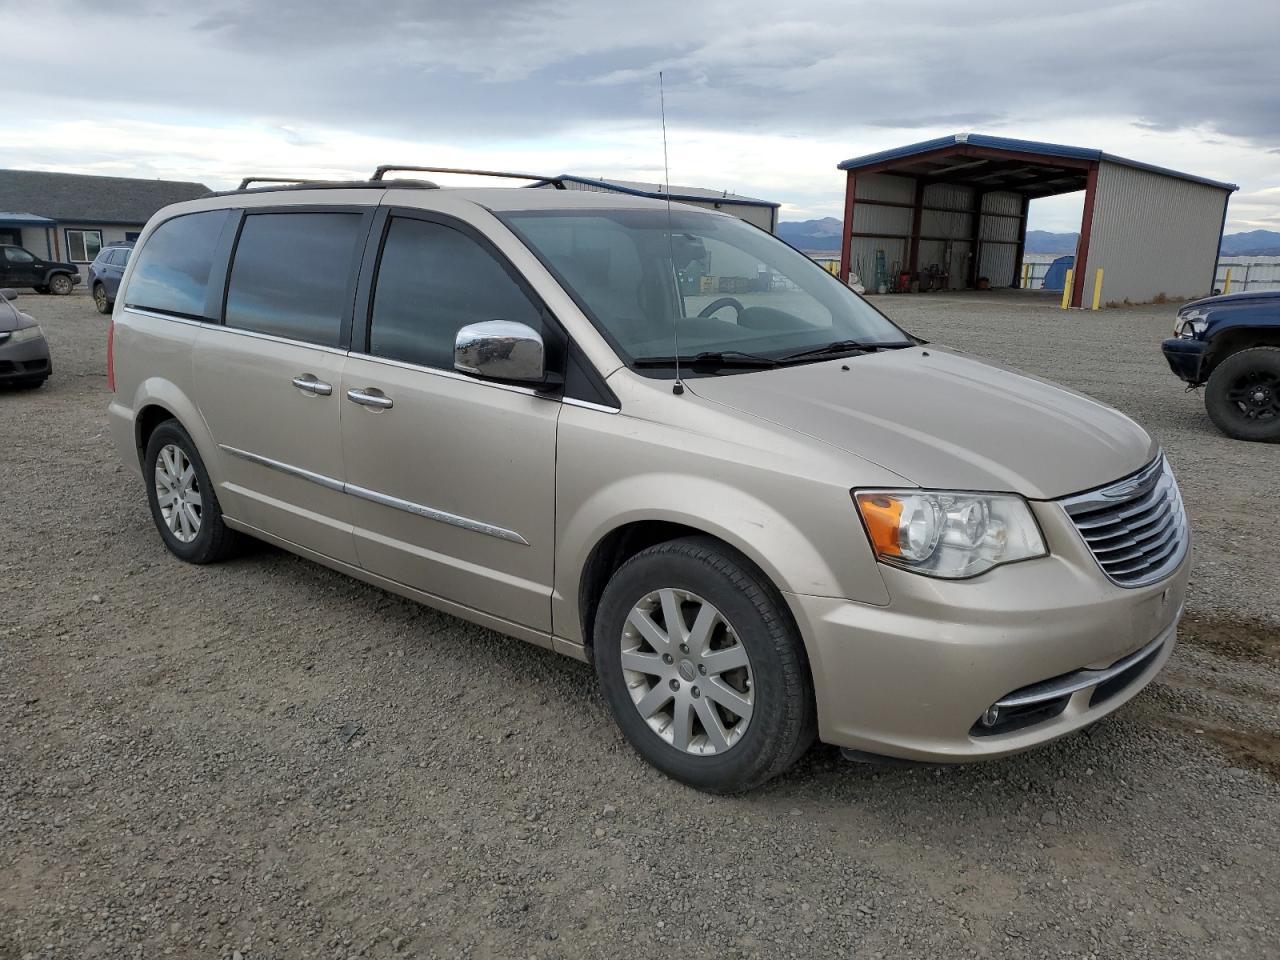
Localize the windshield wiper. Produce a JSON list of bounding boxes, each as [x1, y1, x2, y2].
[[776, 339, 912, 364], [633, 350, 780, 369]]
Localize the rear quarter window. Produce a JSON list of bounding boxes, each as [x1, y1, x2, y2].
[[124, 211, 232, 319]]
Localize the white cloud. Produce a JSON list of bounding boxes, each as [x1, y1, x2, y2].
[[0, 0, 1276, 232]]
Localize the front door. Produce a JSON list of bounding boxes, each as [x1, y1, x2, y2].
[[2, 246, 41, 287], [192, 209, 371, 564], [341, 212, 560, 631]]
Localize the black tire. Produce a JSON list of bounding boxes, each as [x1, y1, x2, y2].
[[593, 536, 815, 793], [1205, 346, 1280, 443], [48, 273, 74, 296], [93, 283, 111, 314], [143, 420, 240, 563]]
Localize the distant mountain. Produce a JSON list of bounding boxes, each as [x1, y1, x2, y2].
[[1025, 230, 1078, 254], [778, 219, 1280, 258], [1220, 230, 1280, 256], [776, 217, 843, 254]]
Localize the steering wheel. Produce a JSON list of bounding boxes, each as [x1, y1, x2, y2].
[[697, 297, 745, 319]]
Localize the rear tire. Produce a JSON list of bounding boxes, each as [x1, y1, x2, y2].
[[593, 536, 815, 793], [143, 420, 240, 563], [1205, 347, 1280, 442], [48, 273, 74, 296], [93, 283, 111, 314]]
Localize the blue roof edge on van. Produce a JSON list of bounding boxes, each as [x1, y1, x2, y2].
[[835, 133, 1239, 192], [529, 175, 782, 209]]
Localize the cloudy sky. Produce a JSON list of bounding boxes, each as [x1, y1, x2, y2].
[[1, 0, 1277, 232]]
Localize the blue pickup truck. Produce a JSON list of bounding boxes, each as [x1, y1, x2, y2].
[[1163, 291, 1280, 442]]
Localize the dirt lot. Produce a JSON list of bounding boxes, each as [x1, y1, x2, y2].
[[2, 290, 1278, 960]]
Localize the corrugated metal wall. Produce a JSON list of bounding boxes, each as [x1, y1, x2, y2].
[[1084, 162, 1230, 304], [847, 179, 1027, 290], [849, 174, 910, 287]]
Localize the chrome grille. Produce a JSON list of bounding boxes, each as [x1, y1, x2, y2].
[[1059, 455, 1188, 588]]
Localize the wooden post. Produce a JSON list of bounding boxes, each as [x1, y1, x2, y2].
[[1070, 163, 1100, 308], [839, 172, 856, 283]]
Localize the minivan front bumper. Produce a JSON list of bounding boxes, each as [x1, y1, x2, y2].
[[787, 500, 1188, 763]]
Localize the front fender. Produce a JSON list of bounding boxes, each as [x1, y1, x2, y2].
[[552, 408, 893, 646]]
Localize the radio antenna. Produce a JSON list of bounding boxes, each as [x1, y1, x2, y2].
[[659, 71, 684, 396]]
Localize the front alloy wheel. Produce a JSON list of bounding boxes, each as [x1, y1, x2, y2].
[[594, 537, 815, 793], [93, 283, 110, 314], [49, 274, 74, 295], [621, 588, 754, 755]]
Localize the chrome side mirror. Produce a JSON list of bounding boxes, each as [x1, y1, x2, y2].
[[454, 320, 545, 384]]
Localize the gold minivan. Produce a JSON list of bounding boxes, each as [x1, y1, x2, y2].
[[107, 174, 1189, 792]]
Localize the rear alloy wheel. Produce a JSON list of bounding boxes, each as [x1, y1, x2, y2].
[[48, 273, 74, 296], [144, 420, 240, 563], [594, 537, 815, 793], [1205, 347, 1280, 442], [93, 283, 110, 314]]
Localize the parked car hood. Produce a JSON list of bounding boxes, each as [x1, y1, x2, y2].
[[0, 302, 34, 333], [686, 346, 1157, 500], [1184, 290, 1280, 310]]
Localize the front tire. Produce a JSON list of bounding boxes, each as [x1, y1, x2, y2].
[[593, 537, 815, 793], [1205, 347, 1280, 442], [48, 273, 74, 296], [93, 283, 111, 314], [143, 420, 240, 563]]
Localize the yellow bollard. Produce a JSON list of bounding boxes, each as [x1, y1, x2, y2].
[[1224, 268, 1232, 294], [1091, 268, 1104, 310], [1061, 268, 1073, 309], [1022, 263, 1030, 288]]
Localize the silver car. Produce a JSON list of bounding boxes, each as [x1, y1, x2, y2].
[[107, 178, 1188, 792], [0, 288, 51, 389]]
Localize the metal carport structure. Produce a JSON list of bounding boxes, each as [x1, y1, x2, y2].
[[836, 134, 1237, 307]]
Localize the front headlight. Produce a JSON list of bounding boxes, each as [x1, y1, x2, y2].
[[1174, 309, 1207, 339], [853, 490, 1047, 579], [6, 325, 44, 344]]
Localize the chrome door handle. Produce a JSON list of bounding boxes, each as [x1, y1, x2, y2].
[[291, 374, 332, 396], [346, 388, 393, 409]]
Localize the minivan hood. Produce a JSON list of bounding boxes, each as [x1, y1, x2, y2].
[[687, 346, 1156, 500]]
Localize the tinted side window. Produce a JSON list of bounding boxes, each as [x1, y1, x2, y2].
[[368, 218, 542, 370], [5, 247, 36, 263], [225, 212, 364, 347], [125, 211, 230, 319]]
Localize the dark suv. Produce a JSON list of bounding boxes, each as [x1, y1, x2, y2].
[[1162, 290, 1280, 442], [0, 245, 81, 296], [88, 242, 133, 314]]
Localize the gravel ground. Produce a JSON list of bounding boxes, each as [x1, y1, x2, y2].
[[2, 290, 1277, 960]]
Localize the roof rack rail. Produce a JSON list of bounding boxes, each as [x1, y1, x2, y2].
[[237, 177, 321, 190], [211, 178, 440, 199], [371, 165, 565, 188]]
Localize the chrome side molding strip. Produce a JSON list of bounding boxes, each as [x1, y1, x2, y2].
[[344, 483, 529, 544], [219, 444, 344, 491], [218, 444, 528, 545]]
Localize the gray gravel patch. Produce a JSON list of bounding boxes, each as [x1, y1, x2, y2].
[[1, 290, 1277, 959]]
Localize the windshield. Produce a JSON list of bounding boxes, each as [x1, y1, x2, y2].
[[500, 207, 912, 374]]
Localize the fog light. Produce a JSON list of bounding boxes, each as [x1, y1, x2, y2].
[[980, 705, 1001, 728]]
